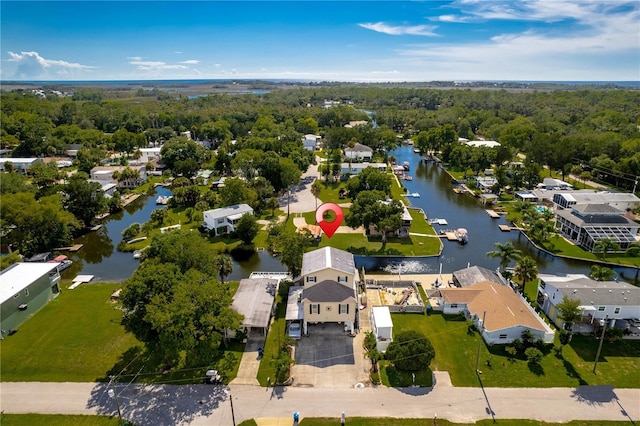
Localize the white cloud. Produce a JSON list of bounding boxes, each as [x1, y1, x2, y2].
[[179, 59, 200, 65], [8, 51, 95, 79], [432, 14, 474, 23], [128, 59, 188, 71], [358, 22, 438, 36], [127, 56, 143, 61]]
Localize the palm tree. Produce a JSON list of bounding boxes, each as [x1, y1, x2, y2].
[[486, 242, 522, 271], [215, 254, 233, 285], [514, 256, 538, 294], [311, 180, 322, 210], [593, 238, 620, 260], [590, 265, 615, 281]]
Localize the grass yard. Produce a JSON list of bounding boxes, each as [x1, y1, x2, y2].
[[257, 284, 291, 386], [389, 312, 640, 388], [317, 233, 441, 256], [408, 208, 437, 235], [316, 180, 350, 204], [379, 362, 433, 387], [0, 414, 121, 426], [0, 282, 245, 384], [0, 283, 141, 382], [299, 419, 632, 426]]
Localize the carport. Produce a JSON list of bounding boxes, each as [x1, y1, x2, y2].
[[286, 286, 304, 333], [231, 278, 278, 336]]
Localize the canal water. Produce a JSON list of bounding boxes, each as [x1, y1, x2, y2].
[[356, 146, 639, 281], [64, 146, 637, 283], [62, 186, 285, 282]]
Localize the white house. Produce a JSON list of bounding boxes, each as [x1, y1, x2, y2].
[[553, 191, 640, 211], [203, 204, 253, 236], [89, 165, 147, 189], [0, 158, 43, 174], [344, 143, 373, 161], [537, 178, 572, 190], [475, 176, 498, 192], [303, 134, 321, 151], [370, 306, 393, 353], [439, 280, 555, 344], [138, 147, 162, 164], [537, 274, 640, 332]]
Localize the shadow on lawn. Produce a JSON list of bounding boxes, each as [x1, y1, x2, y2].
[[86, 381, 228, 425]]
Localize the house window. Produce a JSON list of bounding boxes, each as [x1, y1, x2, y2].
[[337, 276, 348, 282], [310, 304, 320, 314], [614, 307, 621, 314], [499, 334, 508, 339], [306, 276, 316, 283], [339, 304, 349, 314], [450, 304, 458, 309], [24, 288, 29, 297], [598, 306, 606, 312]]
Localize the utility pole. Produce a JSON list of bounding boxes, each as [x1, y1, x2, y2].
[[108, 376, 123, 421], [228, 390, 236, 426], [475, 311, 487, 373], [593, 315, 608, 374]]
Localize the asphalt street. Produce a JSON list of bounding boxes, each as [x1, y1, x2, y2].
[[2, 377, 639, 425]]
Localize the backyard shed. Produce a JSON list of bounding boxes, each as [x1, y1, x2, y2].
[[370, 306, 393, 353]]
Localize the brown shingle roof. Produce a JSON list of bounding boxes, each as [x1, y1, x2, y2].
[[441, 281, 549, 333]]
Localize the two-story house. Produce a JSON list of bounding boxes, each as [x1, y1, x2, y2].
[[299, 247, 359, 335], [203, 204, 254, 236], [537, 274, 640, 332]]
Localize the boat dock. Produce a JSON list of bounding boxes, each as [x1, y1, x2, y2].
[[54, 244, 84, 252], [486, 209, 500, 218], [499, 225, 522, 232], [438, 230, 459, 241]]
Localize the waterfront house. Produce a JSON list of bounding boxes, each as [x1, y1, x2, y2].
[[439, 280, 555, 344], [536, 274, 640, 333], [299, 247, 359, 335], [554, 204, 639, 252], [553, 191, 640, 211], [344, 143, 373, 162], [303, 134, 321, 151], [89, 165, 147, 189], [231, 278, 279, 336], [1, 262, 61, 334], [537, 178, 572, 190], [203, 203, 253, 236]]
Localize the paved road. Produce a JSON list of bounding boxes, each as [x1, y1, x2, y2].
[[2, 378, 639, 425]]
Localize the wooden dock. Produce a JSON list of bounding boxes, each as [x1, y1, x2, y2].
[[486, 209, 500, 218], [54, 244, 84, 252], [498, 225, 522, 232]]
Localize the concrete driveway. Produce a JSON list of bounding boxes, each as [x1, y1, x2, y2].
[[291, 323, 368, 388]]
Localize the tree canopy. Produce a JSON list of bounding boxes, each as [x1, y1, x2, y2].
[[385, 330, 435, 372]]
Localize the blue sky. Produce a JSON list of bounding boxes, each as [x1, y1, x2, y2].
[[1, 1, 639, 81]]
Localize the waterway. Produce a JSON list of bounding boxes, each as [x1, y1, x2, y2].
[[62, 186, 285, 283], [356, 146, 639, 282], [63, 146, 638, 283]]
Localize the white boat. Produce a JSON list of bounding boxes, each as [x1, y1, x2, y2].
[[429, 218, 448, 226], [455, 228, 469, 245], [156, 195, 172, 205], [49, 255, 73, 272], [133, 250, 142, 259], [403, 192, 421, 198], [403, 161, 410, 171]]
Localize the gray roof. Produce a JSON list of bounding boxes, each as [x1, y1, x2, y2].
[[572, 204, 623, 214], [555, 209, 638, 228], [231, 278, 278, 329], [540, 274, 640, 307], [344, 143, 373, 153], [453, 266, 506, 288], [286, 286, 305, 321], [301, 247, 356, 277], [303, 280, 356, 303], [204, 203, 253, 221]]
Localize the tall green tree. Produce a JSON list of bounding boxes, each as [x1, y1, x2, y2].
[[486, 242, 522, 271], [590, 265, 615, 281], [234, 213, 259, 245], [214, 254, 234, 285], [556, 295, 582, 346], [276, 230, 308, 278], [385, 330, 435, 372], [64, 173, 106, 227], [513, 256, 538, 294], [593, 238, 621, 260], [145, 230, 215, 275]]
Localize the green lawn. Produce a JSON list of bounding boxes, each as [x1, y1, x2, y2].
[[379, 361, 433, 387], [0, 414, 121, 426], [0, 282, 245, 384], [299, 419, 632, 426], [390, 312, 640, 388], [256, 285, 290, 386], [316, 233, 441, 256], [316, 180, 350, 204], [0, 283, 141, 382], [538, 236, 640, 268], [390, 174, 408, 205], [408, 208, 437, 235]]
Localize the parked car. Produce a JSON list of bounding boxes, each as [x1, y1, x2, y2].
[[288, 322, 301, 340], [203, 369, 223, 385]]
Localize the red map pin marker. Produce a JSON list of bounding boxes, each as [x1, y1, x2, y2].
[[316, 202, 344, 238]]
